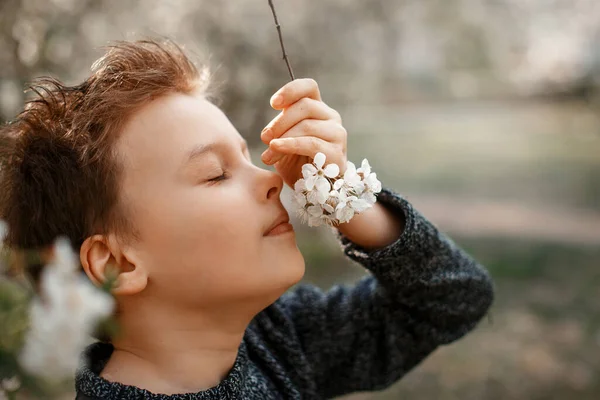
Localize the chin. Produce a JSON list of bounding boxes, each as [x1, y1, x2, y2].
[[269, 252, 306, 297]]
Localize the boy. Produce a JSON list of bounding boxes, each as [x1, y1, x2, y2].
[[0, 40, 493, 399]]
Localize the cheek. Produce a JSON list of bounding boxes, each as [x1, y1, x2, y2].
[[135, 186, 260, 267]]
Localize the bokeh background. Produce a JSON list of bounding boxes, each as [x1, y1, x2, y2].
[[1, 0, 600, 399]]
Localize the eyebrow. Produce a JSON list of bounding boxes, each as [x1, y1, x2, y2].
[[185, 139, 249, 165]]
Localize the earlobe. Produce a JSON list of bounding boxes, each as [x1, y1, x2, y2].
[[80, 235, 148, 296]]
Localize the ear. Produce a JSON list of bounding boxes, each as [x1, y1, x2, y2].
[[80, 234, 148, 296]]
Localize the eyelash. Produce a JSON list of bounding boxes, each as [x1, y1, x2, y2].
[[206, 148, 248, 184], [209, 172, 229, 183]]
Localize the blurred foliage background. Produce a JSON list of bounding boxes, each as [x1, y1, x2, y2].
[[1, 0, 600, 399]]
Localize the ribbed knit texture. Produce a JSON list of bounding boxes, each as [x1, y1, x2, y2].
[[75, 188, 494, 400]]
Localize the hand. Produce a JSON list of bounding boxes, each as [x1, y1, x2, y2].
[[260, 79, 348, 189]]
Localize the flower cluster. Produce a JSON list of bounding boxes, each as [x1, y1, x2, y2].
[[292, 152, 382, 227], [18, 237, 115, 380]]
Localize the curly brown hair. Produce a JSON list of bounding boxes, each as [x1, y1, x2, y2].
[[0, 39, 210, 264]]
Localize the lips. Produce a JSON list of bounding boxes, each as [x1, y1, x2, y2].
[[264, 211, 291, 236]]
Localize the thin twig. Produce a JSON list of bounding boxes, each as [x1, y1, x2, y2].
[[268, 0, 295, 81]]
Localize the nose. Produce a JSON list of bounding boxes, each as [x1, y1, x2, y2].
[[254, 166, 284, 202]]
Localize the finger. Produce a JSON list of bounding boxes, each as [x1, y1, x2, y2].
[[262, 120, 346, 164], [270, 78, 321, 110], [261, 99, 341, 144], [264, 136, 339, 165]]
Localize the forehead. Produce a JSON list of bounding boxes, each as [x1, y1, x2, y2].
[[117, 92, 241, 164]]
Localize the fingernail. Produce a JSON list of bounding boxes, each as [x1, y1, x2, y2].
[[271, 93, 283, 107], [261, 128, 272, 142]]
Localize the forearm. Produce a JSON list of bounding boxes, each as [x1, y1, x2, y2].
[[336, 188, 494, 332], [335, 201, 405, 250]]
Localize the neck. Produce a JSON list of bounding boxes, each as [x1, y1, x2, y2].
[[101, 297, 260, 395]]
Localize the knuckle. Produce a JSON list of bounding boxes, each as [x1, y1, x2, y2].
[[297, 97, 312, 111], [310, 137, 321, 152], [301, 119, 317, 135], [328, 121, 346, 139]]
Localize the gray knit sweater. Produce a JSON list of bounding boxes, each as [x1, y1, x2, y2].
[[75, 188, 494, 400]]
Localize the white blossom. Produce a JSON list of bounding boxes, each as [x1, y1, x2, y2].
[[293, 153, 380, 227], [335, 201, 355, 224], [342, 162, 365, 193], [360, 190, 377, 204], [19, 238, 114, 380], [302, 152, 339, 200], [307, 205, 325, 227], [357, 158, 371, 176], [365, 172, 382, 194]]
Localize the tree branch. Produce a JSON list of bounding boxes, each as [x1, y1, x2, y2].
[[268, 0, 295, 81]]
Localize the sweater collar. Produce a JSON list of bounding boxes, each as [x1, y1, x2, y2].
[[75, 340, 248, 400]]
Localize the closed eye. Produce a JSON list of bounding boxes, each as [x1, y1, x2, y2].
[[208, 172, 229, 182]]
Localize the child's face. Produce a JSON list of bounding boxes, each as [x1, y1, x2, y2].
[[114, 92, 305, 308]]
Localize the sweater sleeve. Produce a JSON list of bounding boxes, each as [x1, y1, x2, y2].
[[278, 187, 494, 399]]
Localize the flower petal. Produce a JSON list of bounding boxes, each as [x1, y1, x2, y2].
[[307, 190, 320, 205], [322, 203, 334, 213], [305, 175, 317, 191], [345, 161, 356, 174], [314, 152, 326, 169], [294, 178, 306, 193], [315, 176, 331, 196], [366, 173, 382, 193], [336, 206, 354, 223], [302, 164, 317, 179], [323, 163, 340, 178], [316, 190, 328, 204], [351, 198, 370, 213], [360, 159, 371, 176], [307, 205, 323, 217], [333, 179, 345, 190], [293, 192, 307, 208], [297, 208, 309, 224], [360, 191, 377, 204]]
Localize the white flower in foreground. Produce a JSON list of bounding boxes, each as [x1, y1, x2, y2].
[[342, 162, 365, 193], [19, 238, 114, 380], [293, 153, 379, 227], [302, 152, 339, 204], [303, 152, 340, 183], [356, 158, 381, 194]]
